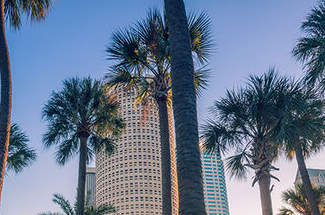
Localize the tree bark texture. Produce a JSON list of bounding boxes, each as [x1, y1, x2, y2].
[[164, 0, 206, 214], [295, 145, 321, 215], [258, 174, 273, 215], [76, 136, 88, 215], [158, 99, 172, 215], [0, 0, 12, 207]]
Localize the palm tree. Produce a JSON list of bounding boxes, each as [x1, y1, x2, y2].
[[0, 0, 51, 205], [201, 70, 304, 215], [291, 2, 325, 213], [277, 184, 325, 215], [281, 87, 325, 215], [164, 1, 210, 213], [292, 0, 325, 89], [106, 8, 212, 215], [42, 77, 125, 215], [7, 123, 36, 173], [37, 193, 116, 215]]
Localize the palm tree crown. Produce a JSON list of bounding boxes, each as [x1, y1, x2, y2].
[[201, 69, 303, 215], [42, 77, 124, 164], [7, 123, 36, 173], [281, 88, 325, 159], [292, 0, 325, 88], [106, 8, 212, 102], [202, 69, 296, 180], [278, 184, 325, 215]]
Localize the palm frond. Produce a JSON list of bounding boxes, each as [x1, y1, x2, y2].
[[5, 0, 52, 29], [201, 119, 241, 155], [54, 134, 79, 165], [91, 204, 116, 215], [194, 65, 210, 97], [279, 184, 325, 215], [105, 66, 139, 91], [52, 193, 75, 215], [88, 136, 116, 156], [225, 150, 250, 180], [301, 1, 325, 37], [293, 0, 325, 87], [277, 208, 295, 215], [106, 28, 148, 74], [135, 8, 169, 63], [188, 11, 214, 64], [38, 193, 117, 215], [7, 123, 36, 173]]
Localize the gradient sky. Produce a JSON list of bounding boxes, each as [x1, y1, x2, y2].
[[0, 0, 323, 215]]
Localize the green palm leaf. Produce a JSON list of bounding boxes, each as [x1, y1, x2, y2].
[[52, 194, 74, 215], [293, 0, 325, 88], [5, 0, 52, 29], [278, 184, 325, 215], [188, 11, 213, 64], [7, 123, 36, 173], [37, 193, 116, 215]]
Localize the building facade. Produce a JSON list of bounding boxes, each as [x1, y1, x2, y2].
[[85, 167, 96, 207], [201, 151, 229, 215], [96, 86, 178, 215], [295, 168, 325, 187]]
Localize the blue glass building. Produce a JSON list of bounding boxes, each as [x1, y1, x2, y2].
[[201, 151, 230, 215]]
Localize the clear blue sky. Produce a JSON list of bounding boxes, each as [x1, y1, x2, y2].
[[1, 0, 323, 215]]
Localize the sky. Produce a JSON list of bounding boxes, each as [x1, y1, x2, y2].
[[0, 0, 323, 214]]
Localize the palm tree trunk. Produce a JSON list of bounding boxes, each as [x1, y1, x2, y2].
[[157, 98, 172, 215], [258, 174, 273, 215], [0, 0, 12, 206], [76, 136, 88, 215], [295, 145, 321, 215], [164, 0, 206, 214]]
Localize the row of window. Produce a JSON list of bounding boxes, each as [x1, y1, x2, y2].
[[116, 203, 161, 212], [106, 174, 161, 185], [97, 195, 162, 205], [96, 160, 161, 180], [121, 134, 159, 141], [97, 181, 161, 195]]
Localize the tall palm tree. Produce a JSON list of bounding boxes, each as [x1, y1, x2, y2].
[[163, 1, 208, 214], [291, 2, 325, 213], [277, 184, 325, 215], [7, 123, 36, 173], [37, 193, 116, 215], [292, 0, 325, 89], [106, 8, 212, 215], [281, 88, 325, 215], [201, 70, 303, 215], [0, 0, 51, 205], [42, 77, 125, 215]]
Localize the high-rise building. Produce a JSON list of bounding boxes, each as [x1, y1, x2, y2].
[[96, 86, 178, 215], [85, 167, 96, 207], [294, 168, 325, 187], [201, 151, 229, 215]]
